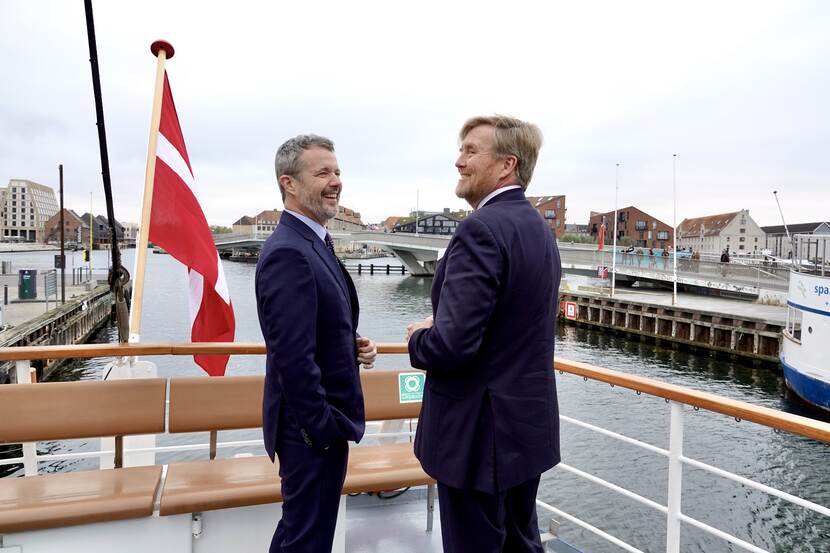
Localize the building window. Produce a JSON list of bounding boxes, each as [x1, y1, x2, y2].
[[739, 237, 745, 242], [740, 228, 746, 234], [739, 245, 745, 250], [544, 210, 556, 219], [657, 231, 669, 240], [635, 221, 647, 231]]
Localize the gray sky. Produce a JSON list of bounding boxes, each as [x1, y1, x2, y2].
[[2, 1, 828, 228]]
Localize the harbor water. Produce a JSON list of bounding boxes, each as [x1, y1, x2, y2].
[[2, 248, 828, 552]]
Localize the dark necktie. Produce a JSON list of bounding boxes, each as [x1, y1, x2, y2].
[[324, 233, 337, 258]]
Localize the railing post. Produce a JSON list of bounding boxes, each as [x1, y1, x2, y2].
[[666, 401, 684, 553], [15, 359, 38, 476]]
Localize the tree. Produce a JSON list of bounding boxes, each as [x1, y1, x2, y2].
[[210, 225, 233, 234]]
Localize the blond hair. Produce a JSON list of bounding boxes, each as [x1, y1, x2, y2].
[[459, 115, 543, 189]]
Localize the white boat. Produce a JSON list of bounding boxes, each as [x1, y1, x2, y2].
[[781, 234, 830, 412]]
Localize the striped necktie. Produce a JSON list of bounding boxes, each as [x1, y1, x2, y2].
[[324, 233, 337, 258]]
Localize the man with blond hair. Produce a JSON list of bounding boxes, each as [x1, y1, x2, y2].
[[407, 115, 562, 552]]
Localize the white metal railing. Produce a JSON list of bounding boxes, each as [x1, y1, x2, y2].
[[535, 375, 830, 553], [2, 351, 829, 553]]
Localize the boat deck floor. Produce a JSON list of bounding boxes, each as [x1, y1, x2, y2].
[[346, 487, 442, 552]]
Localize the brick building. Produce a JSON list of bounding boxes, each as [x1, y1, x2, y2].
[[589, 206, 673, 249], [526, 195, 567, 238], [42, 209, 90, 246]]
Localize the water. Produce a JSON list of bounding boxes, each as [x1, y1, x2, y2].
[[1, 248, 828, 552]]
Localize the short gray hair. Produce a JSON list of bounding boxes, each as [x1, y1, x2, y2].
[[274, 134, 335, 200], [459, 115, 543, 190]]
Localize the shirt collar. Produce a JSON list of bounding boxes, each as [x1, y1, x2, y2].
[[477, 184, 522, 210], [284, 209, 327, 242]]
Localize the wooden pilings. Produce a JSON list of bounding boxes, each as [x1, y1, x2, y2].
[[559, 292, 782, 363]]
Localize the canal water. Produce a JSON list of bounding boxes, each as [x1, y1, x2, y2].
[[2, 248, 828, 552]]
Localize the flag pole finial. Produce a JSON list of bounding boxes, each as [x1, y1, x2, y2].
[[150, 40, 175, 59]]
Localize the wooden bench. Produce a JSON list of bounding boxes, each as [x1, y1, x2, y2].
[[0, 379, 166, 533], [159, 370, 433, 516], [0, 369, 432, 536]]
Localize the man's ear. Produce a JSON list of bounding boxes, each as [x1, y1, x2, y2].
[[279, 174, 295, 195], [500, 155, 518, 180]]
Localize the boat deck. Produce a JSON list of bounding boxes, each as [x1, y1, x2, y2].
[[347, 488, 442, 552]]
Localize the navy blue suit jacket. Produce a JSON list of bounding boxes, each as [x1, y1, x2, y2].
[[409, 188, 561, 493], [256, 212, 365, 460]]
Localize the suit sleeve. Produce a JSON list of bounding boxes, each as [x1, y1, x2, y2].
[[408, 217, 501, 373], [256, 247, 341, 450]]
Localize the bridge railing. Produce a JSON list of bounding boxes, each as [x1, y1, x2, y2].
[[559, 248, 790, 291]]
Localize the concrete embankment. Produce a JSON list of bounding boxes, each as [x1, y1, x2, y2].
[[559, 286, 784, 363]]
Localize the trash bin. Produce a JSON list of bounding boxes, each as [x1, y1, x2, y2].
[[18, 269, 37, 300]]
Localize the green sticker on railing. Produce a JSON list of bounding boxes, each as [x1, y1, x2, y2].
[[398, 372, 425, 403]]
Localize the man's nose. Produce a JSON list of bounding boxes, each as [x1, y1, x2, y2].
[[455, 154, 465, 170]]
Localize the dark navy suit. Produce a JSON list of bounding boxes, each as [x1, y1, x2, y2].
[[256, 211, 364, 552], [409, 188, 561, 552]]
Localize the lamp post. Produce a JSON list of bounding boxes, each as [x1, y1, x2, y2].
[[611, 163, 620, 298], [672, 154, 678, 306]]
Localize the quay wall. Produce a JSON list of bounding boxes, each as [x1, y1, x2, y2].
[[558, 291, 782, 364], [0, 284, 114, 382]]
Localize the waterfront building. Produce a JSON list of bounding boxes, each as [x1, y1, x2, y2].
[[231, 215, 256, 234], [327, 205, 365, 232], [526, 195, 567, 238], [42, 209, 90, 246], [761, 222, 830, 259], [381, 216, 402, 232], [678, 209, 764, 255], [589, 206, 673, 249], [121, 222, 139, 245], [0, 179, 59, 242], [393, 209, 462, 235], [253, 210, 282, 233], [564, 223, 590, 236], [79, 213, 124, 247]]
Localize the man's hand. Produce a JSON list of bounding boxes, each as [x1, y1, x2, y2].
[[406, 316, 434, 342], [356, 336, 377, 369]]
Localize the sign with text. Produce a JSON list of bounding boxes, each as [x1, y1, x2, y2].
[[789, 272, 830, 315], [565, 301, 578, 320], [398, 372, 425, 403]]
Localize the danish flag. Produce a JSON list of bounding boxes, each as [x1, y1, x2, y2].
[[149, 72, 235, 376]]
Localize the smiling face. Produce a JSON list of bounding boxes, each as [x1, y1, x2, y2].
[[281, 146, 341, 225], [454, 124, 516, 208]]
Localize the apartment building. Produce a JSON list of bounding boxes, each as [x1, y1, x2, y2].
[[42, 209, 90, 245], [589, 206, 673, 249], [526, 195, 567, 238], [1, 179, 60, 242], [678, 209, 764, 255]]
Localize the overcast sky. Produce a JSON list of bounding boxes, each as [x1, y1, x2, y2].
[[2, 1, 828, 228]]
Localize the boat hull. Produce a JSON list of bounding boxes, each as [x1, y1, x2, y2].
[[782, 359, 830, 414]]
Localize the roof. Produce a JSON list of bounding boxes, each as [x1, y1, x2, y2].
[[253, 210, 281, 223], [678, 211, 740, 237], [382, 216, 402, 228], [761, 222, 830, 235], [233, 216, 256, 226], [526, 195, 565, 208]]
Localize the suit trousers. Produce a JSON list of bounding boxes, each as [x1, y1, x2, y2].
[[437, 476, 544, 553], [270, 425, 348, 553]]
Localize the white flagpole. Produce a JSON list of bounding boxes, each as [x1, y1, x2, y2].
[[672, 154, 678, 305], [129, 40, 174, 343], [611, 163, 620, 298]]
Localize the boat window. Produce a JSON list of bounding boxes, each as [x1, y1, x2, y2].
[[785, 306, 802, 341]]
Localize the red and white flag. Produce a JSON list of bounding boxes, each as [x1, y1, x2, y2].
[[149, 72, 235, 376], [597, 218, 606, 252]]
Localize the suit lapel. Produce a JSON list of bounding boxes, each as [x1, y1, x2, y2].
[[311, 239, 353, 310], [280, 212, 353, 312]]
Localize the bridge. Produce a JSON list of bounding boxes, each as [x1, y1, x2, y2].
[[213, 230, 790, 298]]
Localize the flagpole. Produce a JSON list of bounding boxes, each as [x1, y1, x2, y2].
[[129, 40, 175, 343], [611, 163, 620, 298], [672, 154, 678, 306]]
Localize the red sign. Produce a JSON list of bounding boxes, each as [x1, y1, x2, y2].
[[565, 302, 578, 320]]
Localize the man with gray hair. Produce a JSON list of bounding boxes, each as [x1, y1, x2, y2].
[[407, 115, 562, 552], [256, 134, 377, 552]]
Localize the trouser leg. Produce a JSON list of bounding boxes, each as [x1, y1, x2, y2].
[[437, 476, 544, 553], [270, 437, 348, 553]]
